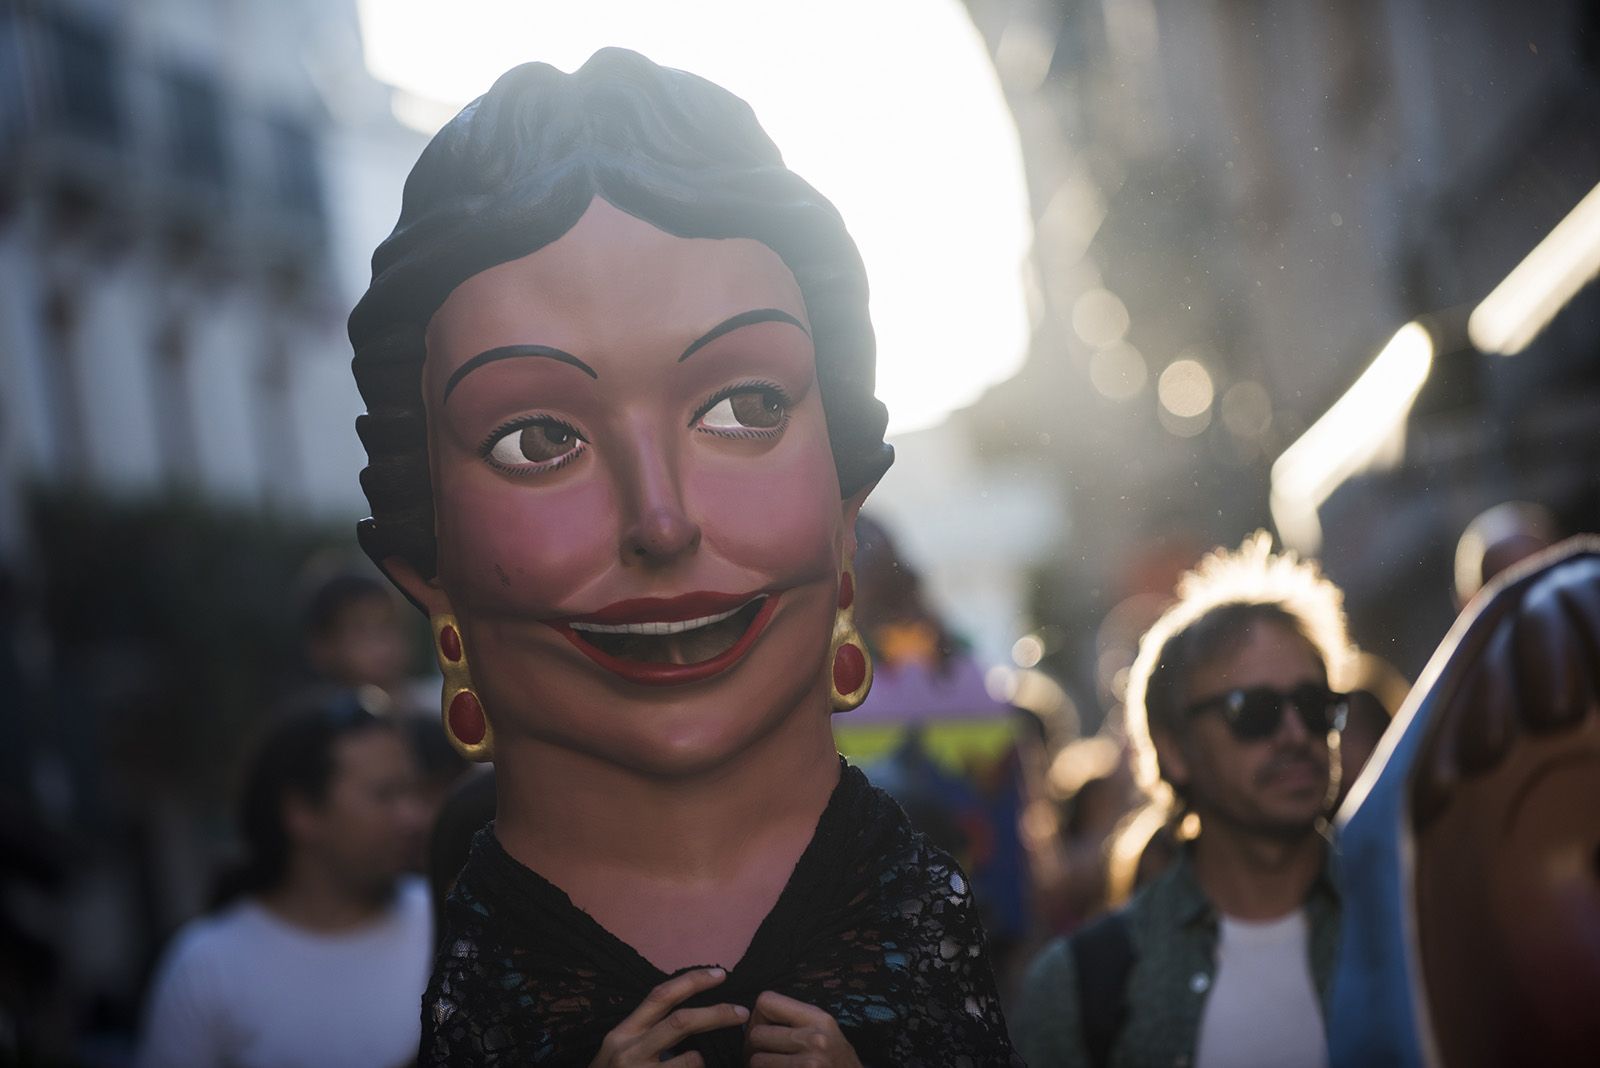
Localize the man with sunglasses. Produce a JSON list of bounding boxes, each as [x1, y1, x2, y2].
[[1016, 534, 1350, 1068]]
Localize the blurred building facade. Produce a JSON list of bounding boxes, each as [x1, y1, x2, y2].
[[0, 0, 426, 1054], [0, 0, 424, 558], [957, 0, 1600, 707]]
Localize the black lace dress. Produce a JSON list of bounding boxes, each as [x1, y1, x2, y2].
[[420, 762, 1022, 1066]]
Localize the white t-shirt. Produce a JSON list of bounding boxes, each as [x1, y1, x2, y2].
[[137, 877, 433, 1068], [1193, 908, 1327, 1068]]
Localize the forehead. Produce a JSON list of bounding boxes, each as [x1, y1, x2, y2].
[[331, 729, 411, 782], [330, 594, 398, 626], [1185, 616, 1326, 699], [425, 198, 807, 373]]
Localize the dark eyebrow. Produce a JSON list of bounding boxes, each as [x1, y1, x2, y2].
[[442, 345, 598, 403], [678, 308, 810, 363]]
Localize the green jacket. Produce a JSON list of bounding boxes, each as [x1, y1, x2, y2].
[[1012, 847, 1340, 1068]]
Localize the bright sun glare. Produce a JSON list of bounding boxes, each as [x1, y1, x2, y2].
[[356, 0, 1033, 435]]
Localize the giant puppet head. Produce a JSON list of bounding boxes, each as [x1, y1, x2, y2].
[[1328, 537, 1600, 1067], [348, 50, 892, 777]]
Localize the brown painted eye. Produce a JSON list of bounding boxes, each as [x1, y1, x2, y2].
[[488, 421, 584, 469], [519, 425, 575, 461], [700, 389, 787, 431]]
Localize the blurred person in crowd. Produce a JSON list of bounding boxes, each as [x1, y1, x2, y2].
[[1005, 670, 1092, 988], [1332, 653, 1408, 809], [298, 566, 468, 870], [1015, 533, 1352, 1068], [851, 513, 959, 669], [1040, 734, 1140, 931], [136, 697, 432, 1068], [846, 513, 1036, 990], [1103, 802, 1183, 911], [299, 567, 421, 709], [1453, 501, 1559, 608]]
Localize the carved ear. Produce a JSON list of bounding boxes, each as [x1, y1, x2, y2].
[[1151, 724, 1192, 790], [380, 555, 454, 619]]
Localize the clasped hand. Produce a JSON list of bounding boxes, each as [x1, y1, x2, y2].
[[588, 968, 863, 1068]]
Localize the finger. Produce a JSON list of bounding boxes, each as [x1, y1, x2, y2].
[[636, 1003, 750, 1059], [748, 1055, 795, 1068], [615, 969, 728, 1035], [748, 1055, 829, 1068], [751, 990, 833, 1029], [744, 1023, 821, 1054], [657, 1054, 705, 1068]]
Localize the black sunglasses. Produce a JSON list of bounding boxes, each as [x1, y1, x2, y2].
[[1183, 683, 1349, 741]]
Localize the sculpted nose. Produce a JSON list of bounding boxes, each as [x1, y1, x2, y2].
[[621, 503, 702, 564], [617, 431, 701, 566]]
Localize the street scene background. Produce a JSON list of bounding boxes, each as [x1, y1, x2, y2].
[[1, 0, 1596, 1062]]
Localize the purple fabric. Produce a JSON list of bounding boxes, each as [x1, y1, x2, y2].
[[851, 657, 1009, 725]]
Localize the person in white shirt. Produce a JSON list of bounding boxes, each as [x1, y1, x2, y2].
[[1017, 533, 1351, 1067], [138, 698, 432, 1068]]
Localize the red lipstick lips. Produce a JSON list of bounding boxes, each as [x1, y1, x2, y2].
[[548, 591, 780, 685]]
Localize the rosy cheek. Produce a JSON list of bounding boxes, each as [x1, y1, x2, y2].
[[435, 470, 618, 613], [690, 428, 843, 581]]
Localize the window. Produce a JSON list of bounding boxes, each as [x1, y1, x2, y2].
[[163, 67, 228, 187], [46, 12, 120, 144], [266, 115, 322, 220]]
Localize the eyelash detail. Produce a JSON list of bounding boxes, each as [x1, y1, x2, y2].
[[691, 380, 793, 438], [495, 446, 585, 478], [479, 416, 588, 476], [478, 416, 587, 456]]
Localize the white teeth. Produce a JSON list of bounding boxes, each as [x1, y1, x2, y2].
[[571, 598, 759, 636]]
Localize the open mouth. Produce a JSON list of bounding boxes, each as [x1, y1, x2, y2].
[[550, 593, 779, 685]]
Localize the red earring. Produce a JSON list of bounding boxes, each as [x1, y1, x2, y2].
[[433, 615, 493, 762], [830, 564, 872, 712]]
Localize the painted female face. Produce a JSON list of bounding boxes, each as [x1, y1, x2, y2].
[[398, 198, 864, 776]]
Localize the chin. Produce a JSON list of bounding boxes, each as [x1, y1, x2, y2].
[[623, 738, 757, 781], [564, 724, 776, 782], [545, 678, 828, 782], [1255, 801, 1330, 836]]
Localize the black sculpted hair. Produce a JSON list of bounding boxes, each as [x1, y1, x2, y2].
[[349, 48, 892, 578]]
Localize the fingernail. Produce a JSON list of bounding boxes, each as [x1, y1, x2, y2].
[[734, 1005, 749, 1020], [709, 967, 726, 978]]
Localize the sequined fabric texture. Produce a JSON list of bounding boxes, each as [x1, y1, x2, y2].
[[419, 763, 1021, 1066]]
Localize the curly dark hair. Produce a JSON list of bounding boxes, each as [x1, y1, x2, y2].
[[349, 48, 893, 579]]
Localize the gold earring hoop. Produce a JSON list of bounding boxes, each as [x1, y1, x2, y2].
[[829, 562, 873, 713], [433, 614, 494, 762]]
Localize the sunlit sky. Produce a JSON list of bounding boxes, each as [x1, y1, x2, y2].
[[356, 0, 1033, 435]]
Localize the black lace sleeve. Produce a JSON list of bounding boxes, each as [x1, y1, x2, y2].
[[419, 882, 638, 1067], [773, 783, 1023, 1067], [420, 931, 497, 1066]]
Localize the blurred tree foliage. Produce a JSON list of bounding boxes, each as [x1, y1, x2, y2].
[[27, 488, 354, 815]]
